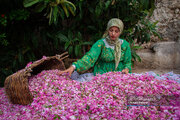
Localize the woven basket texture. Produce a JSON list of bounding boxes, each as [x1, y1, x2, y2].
[[4, 53, 68, 105]]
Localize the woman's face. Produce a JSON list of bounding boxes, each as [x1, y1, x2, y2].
[[108, 26, 120, 40]]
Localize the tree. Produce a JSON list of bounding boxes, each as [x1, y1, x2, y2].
[[0, 0, 160, 87]]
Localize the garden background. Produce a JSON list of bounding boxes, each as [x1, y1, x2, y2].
[[1, 0, 178, 87]]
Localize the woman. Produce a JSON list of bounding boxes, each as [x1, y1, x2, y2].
[[59, 18, 132, 81]]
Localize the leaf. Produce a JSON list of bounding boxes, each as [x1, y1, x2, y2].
[[68, 31, 73, 40], [60, 0, 76, 18], [34, 2, 47, 12], [75, 45, 80, 57], [123, 17, 131, 22], [54, 38, 59, 49], [62, 0, 76, 11], [152, 31, 162, 39], [57, 6, 65, 19], [53, 6, 58, 23], [142, 0, 149, 10], [12, 60, 17, 68], [136, 54, 141, 62], [78, 46, 83, 57], [152, 21, 158, 27], [53, 114, 60, 120], [29, 52, 36, 61], [86, 104, 90, 110], [149, 0, 156, 16], [47, 32, 54, 39], [132, 46, 142, 50], [67, 5, 75, 16], [105, 0, 111, 9], [77, 32, 82, 39], [81, 41, 93, 45], [61, 3, 69, 17], [65, 41, 71, 50], [95, 4, 101, 16], [87, 26, 96, 31], [49, 7, 53, 25], [132, 51, 141, 62], [18, 51, 23, 63], [111, 0, 115, 5], [78, 2, 83, 18], [88, 7, 94, 14], [55, 32, 69, 42], [68, 46, 73, 55], [23, 0, 40, 7], [145, 33, 150, 43]]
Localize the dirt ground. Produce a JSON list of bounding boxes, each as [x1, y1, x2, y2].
[[132, 68, 180, 75]]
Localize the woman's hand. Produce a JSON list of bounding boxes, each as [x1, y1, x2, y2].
[[122, 68, 129, 74], [58, 65, 75, 77]]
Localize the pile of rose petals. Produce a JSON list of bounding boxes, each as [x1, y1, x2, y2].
[[0, 70, 179, 120]]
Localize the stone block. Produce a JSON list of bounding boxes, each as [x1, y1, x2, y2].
[[134, 41, 180, 69]]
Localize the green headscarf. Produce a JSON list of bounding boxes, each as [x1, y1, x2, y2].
[[102, 18, 124, 70]]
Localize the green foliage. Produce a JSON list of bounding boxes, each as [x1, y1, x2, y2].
[[53, 114, 61, 119], [9, 9, 30, 21], [23, 0, 76, 25], [23, 0, 40, 7], [133, 13, 162, 44], [0, 14, 7, 26], [0, 33, 8, 46], [0, 14, 8, 46], [64, 0, 160, 63], [0, 0, 160, 87], [0, 8, 35, 87], [47, 30, 93, 58]]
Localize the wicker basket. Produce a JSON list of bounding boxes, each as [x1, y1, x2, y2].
[[4, 52, 69, 105]]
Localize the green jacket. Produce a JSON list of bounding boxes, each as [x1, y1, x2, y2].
[[73, 38, 132, 75]]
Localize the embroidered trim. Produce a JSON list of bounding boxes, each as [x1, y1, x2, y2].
[[103, 38, 123, 50]]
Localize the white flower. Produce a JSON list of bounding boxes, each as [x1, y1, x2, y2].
[[69, 115, 76, 120]]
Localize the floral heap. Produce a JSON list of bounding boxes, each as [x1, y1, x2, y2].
[[0, 69, 179, 120]]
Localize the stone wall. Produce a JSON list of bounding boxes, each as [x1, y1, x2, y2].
[[134, 0, 180, 71], [150, 0, 180, 41], [135, 40, 180, 69]]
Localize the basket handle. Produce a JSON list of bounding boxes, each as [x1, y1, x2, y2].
[[56, 52, 69, 61]]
